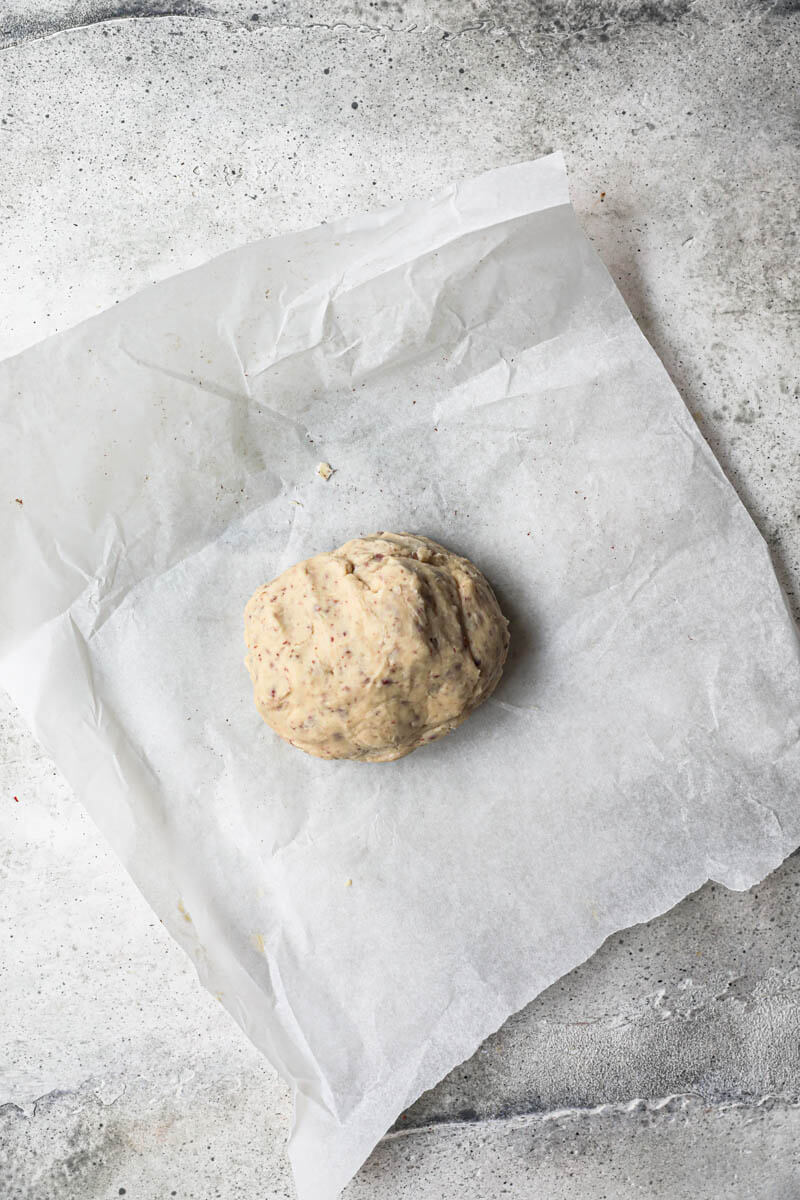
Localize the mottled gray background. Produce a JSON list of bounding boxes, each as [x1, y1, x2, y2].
[[1, 2, 799, 1197]]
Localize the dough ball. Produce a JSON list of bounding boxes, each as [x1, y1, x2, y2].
[[244, 532, 510, 762]]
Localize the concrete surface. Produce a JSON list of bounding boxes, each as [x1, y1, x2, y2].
[[1, 1, 799, 1197]]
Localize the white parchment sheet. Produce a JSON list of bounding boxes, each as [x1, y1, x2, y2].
[[2, 154, 799, 1198]]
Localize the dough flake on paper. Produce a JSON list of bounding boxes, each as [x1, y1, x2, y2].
[[244, 533, 510, 762]]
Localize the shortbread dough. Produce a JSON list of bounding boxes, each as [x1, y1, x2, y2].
[[244, 533, 510, 762]]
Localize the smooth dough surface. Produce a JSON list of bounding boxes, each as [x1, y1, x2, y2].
[[244, 533, 510, 762]]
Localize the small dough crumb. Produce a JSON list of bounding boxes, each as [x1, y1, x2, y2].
[[317, 461, 333, 480], [345, 879, 353, 887]]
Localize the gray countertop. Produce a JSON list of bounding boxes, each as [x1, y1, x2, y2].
[[2, 3, 799, 1197]]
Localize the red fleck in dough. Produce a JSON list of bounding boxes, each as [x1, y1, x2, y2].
[[243, 533, 509, 762]]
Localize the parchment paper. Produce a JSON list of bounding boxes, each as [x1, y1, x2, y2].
[[2, 154, 799, 1199]]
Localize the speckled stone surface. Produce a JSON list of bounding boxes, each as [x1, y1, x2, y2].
[[1, 2, 799, 1197]]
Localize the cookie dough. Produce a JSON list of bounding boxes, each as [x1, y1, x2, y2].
[[244, 533, 510, 762]]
